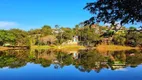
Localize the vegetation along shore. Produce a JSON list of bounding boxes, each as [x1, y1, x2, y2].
[[0, 24, 141, 51]]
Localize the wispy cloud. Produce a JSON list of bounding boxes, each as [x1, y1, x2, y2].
[[0, 21, 37, 30], [0, 21, 19, 29], [0, 21, 44, 30]]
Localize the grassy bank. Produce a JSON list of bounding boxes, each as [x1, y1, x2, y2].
[[0, 46, 12, 51], [96, 45, 139, 52], [0, 44, 139, 51], [57, 45, 85, 51], [31, 45, 51, 49], [31, 44, 85, 51], [0, 45, 85, 51]]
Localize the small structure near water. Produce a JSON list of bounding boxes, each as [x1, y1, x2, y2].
[[62, 36, 79, 45], [3, 43, 11, 47]]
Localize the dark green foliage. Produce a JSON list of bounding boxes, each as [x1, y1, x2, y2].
[[126, 30, 142, 47], [84, 0, 142, 25]]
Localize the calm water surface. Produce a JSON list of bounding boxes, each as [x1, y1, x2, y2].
[[0, 49, 142, 80]]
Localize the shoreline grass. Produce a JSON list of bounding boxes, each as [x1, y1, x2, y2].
[[96, 45, 139, 52], [0, 46, 12, 51], [31, 45, 51, 49], [0, 44, 140, 51], [31, 44, 85, 50]]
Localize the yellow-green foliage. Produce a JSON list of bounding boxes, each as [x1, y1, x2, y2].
[[59, 45, 85, 51], [31, 46, 50, 49]]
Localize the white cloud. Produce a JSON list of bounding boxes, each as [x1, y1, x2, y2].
[[0, 21, 19, 28], [0, 21, 42, 30]]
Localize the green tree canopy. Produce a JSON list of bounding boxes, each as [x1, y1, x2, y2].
[[41, 25, 52, 36], [84, 0, 142, 25], [0, 30, 16, 45], [9, 29, 28, 45]]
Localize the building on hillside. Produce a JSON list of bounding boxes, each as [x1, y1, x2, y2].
[[73, 36, 79, 42], [62, 36, 79, 45], [3, 43, 11, 47]]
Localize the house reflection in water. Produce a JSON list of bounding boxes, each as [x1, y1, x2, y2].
[[68, 51, 79, 59]]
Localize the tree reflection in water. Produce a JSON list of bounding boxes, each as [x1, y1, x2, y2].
[[0, 49, 142, 73]]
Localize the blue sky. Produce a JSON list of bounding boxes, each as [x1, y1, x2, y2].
[[0, 0, 141, 30]]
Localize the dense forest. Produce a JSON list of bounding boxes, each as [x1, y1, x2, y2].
[[0, 24, 142, 48]]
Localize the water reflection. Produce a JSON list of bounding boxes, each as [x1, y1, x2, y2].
[[0, 49, 142, 73]]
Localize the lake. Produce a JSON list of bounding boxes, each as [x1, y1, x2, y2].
[[0, 49, 142, 80]]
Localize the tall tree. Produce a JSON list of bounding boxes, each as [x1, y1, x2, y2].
[[41, 25, 52, 36]]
